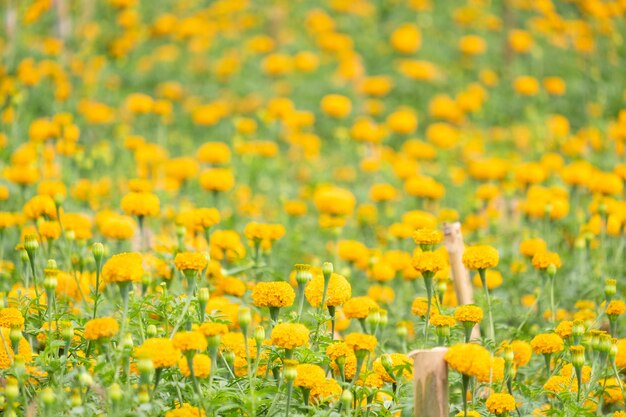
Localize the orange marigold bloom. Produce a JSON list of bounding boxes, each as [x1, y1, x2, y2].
[[519, 238, 547, 258], [531, 251, 561, 270], [607, 300, 626, 317], [305, 272, 351, 308], [345, 333, 377, 352], [252, 281, 295, 308], [178, 353, 211, 378], [530, 333, 563, 354], [444, 343, 491, 377], [174, 252, 207, 272], [0, 307, 25, 329], [412, 250, 447, 274], [165, 403, 205, 417], [84, 317, 119, 341], [199, 168, 235, 192], [412, 228, 443, 246], [462, 245, 499, 270], [121, 192, 160, 217], [271, 323, 309, 349], [343, 296, 379, 319], [172, 331, 208, 352], [430, 314, 456, 327], [134, 338, 180, 368], [23, 195, 57, 220], [454, 305, 483, 324], [485, 393, 516, 414], [102, 252, 144, 284], [294, 364, 326, 389]]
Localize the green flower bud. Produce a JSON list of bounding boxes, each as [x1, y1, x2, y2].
[[92, 242, 104, 261], [238, 307, 252, 328], [24, 234, 39, 253], [42, 387, 55, 405], [198, 287, 210, 303], [146, 324, 157, 338], [108, 383, 123, 402], [322, 262, 333, 279]]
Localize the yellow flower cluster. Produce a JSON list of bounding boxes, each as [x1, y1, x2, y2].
[[172, 331, 208, 352], [134, 338, 181, 369], [304, 272, 351, 308], [174, 252, 208, 272], [345, 332, 377, 352], [462, 245, 499, 270], [485, 393, 516, 414], [84, 317, 119, 341], [454, 305, 483, 323], [530, 333, 564, 354], [270, 323, 309, 349], [102, 252, 144, 284], [444, 343, 491, 377]]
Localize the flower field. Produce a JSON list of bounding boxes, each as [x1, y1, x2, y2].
[[1, 0, 626, 416]]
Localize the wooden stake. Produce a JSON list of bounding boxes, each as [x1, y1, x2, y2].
[[443, 222, 480, 339], [409, 347, 449, 417]]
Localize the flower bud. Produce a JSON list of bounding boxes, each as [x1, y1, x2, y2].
[[572, 320, 585, 340], [570, 345, 585, 368], [198, 287, 210, 303], [92, 242, 104, 262], [610, 338, 618, 359], [295, 264, 312, 285], [590, 330, 603, 351], [61, 323, 74, 341], [238, 307, 252, 328], [138, 356, 154, 375], [396, 324, 408, 338], [254, 325, 265, 343], [42, 387, 55, 405], [380, 353, 394, 377], [223, 350, 236, 367], [435, 324, 451, 339], [108, 383, 123, 402], [123, 333, 134, 349], [5, 378, 19, 400], [284, 364, 297, 382], [599, 334, 612, 353], [79, 371, 94, 387], [146, 324, 157, 338], [176, 225, 186, 239], [46, 259, 58, 270], [503, 345, 514, 364], [24, 234, 39, 254], [366, 309, 380, 328], [547, 264, 557, 277], [605, 279, 617, 300], [379, 310, 388, 327], [65, 229, 76, 241], [9, 327, 22, 344], [341, 389, 353, 409], [138, 386, 150, 403], [322, 262, 333, 279], [20, 249, 29, 263], [208, 334, 221, 348], [53, 193, 65, 207]]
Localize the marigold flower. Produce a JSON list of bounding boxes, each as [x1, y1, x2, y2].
[[199, 168, 235, 192], [485, 392, 516, 415], [270, 323, 309, 350], [165, 403, 205, 417], [372, 353, 413, 382], [174, 252, 207, 272], [121, 191, 160, 217], [554, 321, 573, 339], [252, 281, 295, 308], [310, 378, 342, 404], [0, 328, 33, 369], [294, 363, 326, 389], [23, 195, 57, 220], [412, 250, 447, 274], [430, 314, 456, 327], [531, 251, 562, 270], [454, 305, 483, 324], [102, 252, 144, 284], [172, 331, 208, 352], [305, 271, 351, 308], [606, 300, 626, 317], [472, 270, 503, 289], [344, 333, 377, 353], [198, 322, 229, 337], [412, 228, 443, 246], [343, 296, 379, 319], [411, 297, 437, 317], [530, 333, 563, 354], [462, 245, 499, 270], [178, 353, 211, 378], [519, 238, 548, 258], [134, 338, 180, 368], [84, 317, 119, 341], [0, 308, 25, 329], [444, 343, 491, 377]]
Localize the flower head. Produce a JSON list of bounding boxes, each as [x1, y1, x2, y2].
[[462, 245, 499, 270], [485, 393, 516, 415], [102, 252, 144, 284], [252, 281, 295, 308], [270, 323, 309, 350], [172, 331, 208, 352], [84, 317, 119, 341], [530, 333, 564, 354], [134, 338, 180, 368]]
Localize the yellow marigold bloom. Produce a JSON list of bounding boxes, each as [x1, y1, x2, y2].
[[507, 340, 532, 367], [555, 321, 573, 339], [560, 362, 591, 383], [458, 35, 487, 55], [607, 300, 626, 317], [0, 307, 25, 329], [294, 363, 326, 389], [310, 378, 342, 404], [444, 343, 491, 377], [430, 314, 456, 327], [326, 341, 353, 361], [320, 94, 351, 119], [454, 305, 483, 324], [412, 228, 443, 246], [343, 296, 379, 319], [134, 338, 180, 369], [210, 230, 246, 262], [174, 252, 207, 272], [178, 353, 211, 378], [178, 208, 220, 233], [530, 333, 563, 355], [456, 412, 481, 417], [513, 75, 539, 96], [369, 183, 397, 202], [84, 317, 119, 341], [372, 353, 413, 382], [23, 195, 57, 220], [600, 377, 623, 404], [102, 252, 144, 284], [121, 191, 160, 217], [411, 297, 438, 317], [486, 392, 516, 414], [165, 403, 205, 417], [476, 356, 505, 383], [519, 238, 547, 258], [244, 222, 286, 250], [196, 142, 230, 165], [386, 107, 418, 135], [472, 270, 503, 289], [616, 339, 626, 369], [412, 250, 447, 274], [252, 281, 295, 308], [463, 245, 499, 270], [531, 251, 561, 270], [345, 333, 377, 352], [390, 23, 421, 54], [304, 271, 351, 308], [198, 322, 229, 337], [271, 323, 309, 350], [366, 285, 395, 304], [0, 327, 33, 369], [313, 186, 356, 217], [199, 168, 235, 192], [172, 331, 208, 352]]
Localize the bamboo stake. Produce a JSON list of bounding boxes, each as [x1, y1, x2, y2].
[[443, 222, 480, 339], [409, 347, 449, 417]]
